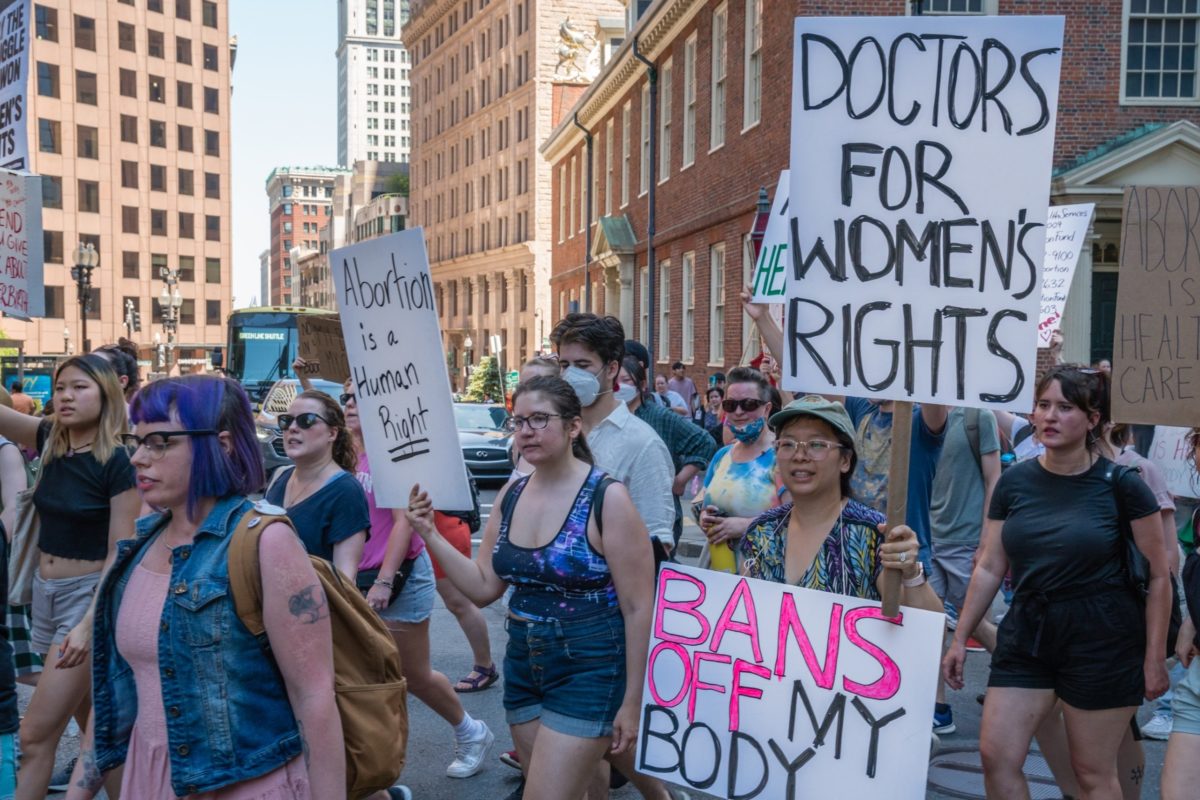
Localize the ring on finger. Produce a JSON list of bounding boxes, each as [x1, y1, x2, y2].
[[899, 551, 907, 563]]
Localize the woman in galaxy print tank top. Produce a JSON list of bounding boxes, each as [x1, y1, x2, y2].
[[410, 375, 670, 800]]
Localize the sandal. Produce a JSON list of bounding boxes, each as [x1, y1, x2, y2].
[[454, 663, 499, 693]]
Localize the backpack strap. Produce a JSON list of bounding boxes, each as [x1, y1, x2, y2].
[[227, 504, 295, 640], [964, 408, 982, 475], [1105, 462, 1139, 532], [1012, 423, 1035, 449], [589, 476, 618, 536]]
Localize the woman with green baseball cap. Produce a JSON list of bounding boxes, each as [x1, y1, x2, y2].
[[738, 395, 942, 612]]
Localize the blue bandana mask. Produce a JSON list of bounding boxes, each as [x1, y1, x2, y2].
[[729, 417, 765, 444]]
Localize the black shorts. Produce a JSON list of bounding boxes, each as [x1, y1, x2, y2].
[[988, 586, 1145, 710]]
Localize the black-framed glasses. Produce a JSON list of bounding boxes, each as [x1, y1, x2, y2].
[[121, 430, 218, 460], [722, 397, 766, 413], [339, 393, 356, 406], [278, 412, 331, 431], [773, 438, 847, 461], [503, 413, 563, 432]]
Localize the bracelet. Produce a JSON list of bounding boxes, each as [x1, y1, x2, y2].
[[901, 562, 926, 588], [373, 578, 394, 589]]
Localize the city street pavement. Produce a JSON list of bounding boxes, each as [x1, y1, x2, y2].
[[44, 483, 1167, 798]]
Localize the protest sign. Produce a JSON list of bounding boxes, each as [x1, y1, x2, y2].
[[330, 229, 472, 509], [0, 1, 29, 171], [1112, 186, 1200, 427], [786, 16, 1063, 411], [0, 170, 41, 318], [1037, 203, 1093, 347], [1149, 426, 1198, 500], [298, 314, 351, 384], [749, 171, 790, 303], [637, 564, 943, 799]]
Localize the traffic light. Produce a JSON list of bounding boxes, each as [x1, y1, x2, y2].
[[131, 308, 141, 333]]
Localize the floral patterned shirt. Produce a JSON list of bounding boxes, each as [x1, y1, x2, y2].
[[739, 499, 886, 600]]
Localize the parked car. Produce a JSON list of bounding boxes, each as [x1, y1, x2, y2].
[[454, 402, 512, 481], [254, 378, 344, 483]]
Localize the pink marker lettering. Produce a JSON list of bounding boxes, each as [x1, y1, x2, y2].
[[729, 658, 771, 732], [646, 642, 692, 708], [842, 606, 903, 701], [774, 594, 843, 690], [709, 578, 764, 663], [653, 567, 710, 646], [687, 650, 731, 724]]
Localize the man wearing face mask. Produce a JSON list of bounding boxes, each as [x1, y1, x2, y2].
[[551, 314, 677, 552]]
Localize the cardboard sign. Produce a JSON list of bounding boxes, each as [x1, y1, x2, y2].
[[0, 170, 41, 318], [1112, 187, 1200, 427], [1149, 426, 1198, 500], [1037, 203, 1094, 347], [298, 314, 351, 384], [750, 170, 790, 303], [637, 564, 944, 799], [786, 16, 1063, 410], [330, 229, 472, 509], [0, 1, 28, 171]]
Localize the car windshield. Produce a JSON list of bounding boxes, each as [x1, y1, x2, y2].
[[454, 404, 505, 430]]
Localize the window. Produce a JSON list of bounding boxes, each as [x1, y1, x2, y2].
[[38, 119, 60, 153], [180, 299, 195, 325], [202, 1, 218, 28], [148, 29, 164, 58], [621, 102, 631, 207], [205, 130, 220, 156], [639, 267, 649, 341], [744, 0, 762, 128], [76, 71, 97, 104], [178, 212, 194, 239], [178, 256, 195, 282], [44, 230, 63, 263], [151, 209, 167, 236], [916, 0, 990, 12], [206, 215, 220, 241], [44, 286, 64, 319], [709, 244, 725, 363], [683, 35, 697, 167], [205, 172, 220, 199], [206, 300, 222, 325], [204, 86, 219, 113], [122, 206, 139, 233], [206, 257, 220, 283], [569, 156, 576, 239], [41, 176, 62, 209], [36, 62, 58, 97], [177, 124, 193, 152], [177, 81, 193, 108], [203, 44, 218, 70], [149, 75, 165, 103], [681, 252, 696, 362], [123, 252, 140, 279], [149, 0, 163, 13], [558, 164, 567, 242], [35, 6, 57, 42], [150, 119, 166, 148], [121, 161, 139, 189], [177, 168, 193, 195], [711, 4, 727, 150], [74, 14, 96, 50], [76, 126, 99, 159], [605, 119, 614, 216], [640, 83, 650, 194], [1124, 0, 1200, 101], [152, 254, 167, 282], [659, 59, 672, 181], [177, 36, 192, 64], [119, 69, 137, 98], [659, 261, 671, 361], [118, 21, 136, 52], [176, 0, 191, 21]]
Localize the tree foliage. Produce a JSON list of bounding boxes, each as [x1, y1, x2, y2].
[[464, 355, 503, 402]]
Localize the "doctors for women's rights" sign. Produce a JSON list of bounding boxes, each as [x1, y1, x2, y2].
[[785, 16, 1064, 411]]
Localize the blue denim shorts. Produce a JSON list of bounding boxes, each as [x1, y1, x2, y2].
[[503, 606, 626, 739], [379, 551, 435, 625], [1172, 657, 1200, 736]]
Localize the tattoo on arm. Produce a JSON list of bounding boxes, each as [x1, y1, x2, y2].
[[75, 748, 103, 792], [287, 584, 329, 624]]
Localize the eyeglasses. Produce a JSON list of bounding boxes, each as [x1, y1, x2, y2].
[[277, 412, 331, 432], [339, 393, 356, 406], [503, 413, 563, 432], [121, 430, 217, 459], [722, 398, 766, 413], [773, 438, 846, 461]]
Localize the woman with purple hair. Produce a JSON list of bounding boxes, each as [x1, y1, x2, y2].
[[67, 375, 344, 799]]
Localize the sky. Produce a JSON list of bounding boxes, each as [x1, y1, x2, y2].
[[229, 0, 336, 309]]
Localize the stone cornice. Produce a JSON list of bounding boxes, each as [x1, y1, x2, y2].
[[406, 0, 460, 44]]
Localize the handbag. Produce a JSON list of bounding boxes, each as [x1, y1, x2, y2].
[[8, 485, 38, 607]]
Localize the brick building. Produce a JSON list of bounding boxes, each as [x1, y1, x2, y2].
[[264, 166, 349, 306], [542, 0, 1200, 386]]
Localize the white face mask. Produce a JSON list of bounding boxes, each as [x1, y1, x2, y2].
[[615, 383, 639, 405], [562, 365, 609, 407]]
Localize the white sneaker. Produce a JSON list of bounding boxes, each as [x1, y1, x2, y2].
[[1140, 711, 1173, 740], [447, 721, 494, 778]]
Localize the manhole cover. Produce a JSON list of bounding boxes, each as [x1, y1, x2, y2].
[[928, 746, 1061, 799]]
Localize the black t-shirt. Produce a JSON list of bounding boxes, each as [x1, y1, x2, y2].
[[33, 420, 137, 562], [988, 456, 1159, 596]]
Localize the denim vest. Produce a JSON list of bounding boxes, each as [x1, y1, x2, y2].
[[92, 495, 303, 795]]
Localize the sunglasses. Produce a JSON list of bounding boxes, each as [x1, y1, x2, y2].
[[722, 397, 766, 413], [277, 412, 331, 431], [339, 393, 356, 405]]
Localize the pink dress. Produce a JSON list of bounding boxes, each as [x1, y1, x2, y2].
[[116, 564, 312, 799]]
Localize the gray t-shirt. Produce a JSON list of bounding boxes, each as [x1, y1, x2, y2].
[[930, 408, 1000, 544]]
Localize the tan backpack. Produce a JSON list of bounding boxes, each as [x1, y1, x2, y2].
[[227, 507, 408, 800]]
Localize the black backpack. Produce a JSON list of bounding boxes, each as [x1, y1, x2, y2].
[[444, 475, 482, 533]]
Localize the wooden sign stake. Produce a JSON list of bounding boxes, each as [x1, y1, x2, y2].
[[881, 401, 913, 618]]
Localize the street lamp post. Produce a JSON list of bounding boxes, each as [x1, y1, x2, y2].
[[70, 242, 99, 353], [159, 266, 184, 370]]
